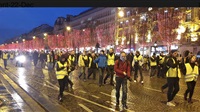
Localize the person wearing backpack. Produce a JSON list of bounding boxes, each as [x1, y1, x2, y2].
[[181, 55, 199, 103], [165, 50, 182, 106], [114, 51, 131, 110]]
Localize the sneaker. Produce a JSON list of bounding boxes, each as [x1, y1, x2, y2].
[[134, 80, 137, 83], [166, 102, 175, 106], [141, 81, 144, 84]]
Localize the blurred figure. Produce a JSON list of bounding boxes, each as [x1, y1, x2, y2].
[[78, 50, 89, 81], [55, 55, 69, 102], [150, 53, 157, 78], [132, 51, 144, 84], [157, 52, 165, 78], [126, 51, 134, 72], [46, 51, 54, 70], [33, 50, 39, 66], [182, 55, 199, 103], [104, 48, 115, 86], [94, 50, 107, 87], [2, 51, 9, 69], [87, 52, 98, 80]]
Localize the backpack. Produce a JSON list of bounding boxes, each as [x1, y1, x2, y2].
[[117, 59, 130, 72]]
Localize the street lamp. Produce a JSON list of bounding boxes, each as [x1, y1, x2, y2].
[[33, 36, 36, 39], [66, 26, 71, 31]]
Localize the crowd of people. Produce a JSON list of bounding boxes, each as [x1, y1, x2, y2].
[[0, 48, 199, 109]]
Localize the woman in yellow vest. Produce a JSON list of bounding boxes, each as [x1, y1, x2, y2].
[[182, 55, 199, 103], [55, 55, 69, 102]]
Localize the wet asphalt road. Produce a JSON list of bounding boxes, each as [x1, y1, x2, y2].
[[1, 58, 200, 112]]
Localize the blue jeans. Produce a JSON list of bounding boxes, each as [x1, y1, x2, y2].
[[115, 77, 127, 105]]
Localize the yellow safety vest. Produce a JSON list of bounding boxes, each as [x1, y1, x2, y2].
[[3, 53, 8, 59], [56, 61, 68, 79], [185, 63, 199, 82], [107, 54, 115, 65], [134, 55, 143, 66], [10, 54, 14, 59], [150, 57, 157, 66], [159, 56, 165, 64], [47, 54, 53, 62], [166, 58, 181, 78]]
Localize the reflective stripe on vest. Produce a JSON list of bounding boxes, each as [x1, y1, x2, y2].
[[3, 53, 8, 59], [166, 58, 181, 78], [107, 54, 115, 65], [185, 63, 199, 82], [56, 61, 68, 79], [159, 56, 165, 64], [150, 57, 157, 66]]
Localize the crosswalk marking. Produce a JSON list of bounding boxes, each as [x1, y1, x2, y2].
[[78, 103, 93, 112], [91, 95, 100, 99]]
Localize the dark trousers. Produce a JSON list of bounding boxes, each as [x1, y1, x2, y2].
[[33, 59, 38, 66], [150, 66, 157, 77], [3, 59, 7, 68], [88, 68, 96, 79], [161, 83, 168, 90], [185, 81, 196, 99], [66, 76, 73, 88], [98, 67, 105, 86], [116, 77, 127, 105], [134, 65, 143, 81], [58, 76, 67, 97], [157, 65, 165, 78], [79, 66, 87, 79], [167, 77, 180, 102], [104, 65, 114, 84]]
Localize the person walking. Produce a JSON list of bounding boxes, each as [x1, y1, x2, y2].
[[104, 48, 115, 86], [150, 53, 157, 78], [78, 50, 89, 81], [114, 51, 131, 110], [32, 50, 39, 67], [94, 50, 107, 87], [87, 52, 98, 80], [2, 51, 9, 69], [165, 50, 182, 106], [55, 55, 69, 102], [182, 55, 199, 103], [132, 51, 144, 84]]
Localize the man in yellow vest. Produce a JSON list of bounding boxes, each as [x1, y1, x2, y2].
[[182, 55, 199, 103], [46, 51, 54, 70], [2, 51, 8, 69], [157, 52, 165, 78], [166, 50, 182, 106], [55, 55, 69, 102], [132, 51, 144, 84], [104, 48, 115, 86], [150, 53, 157, 78]]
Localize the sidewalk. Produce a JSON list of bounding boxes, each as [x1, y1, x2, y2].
[[0, 79, 22, 112]]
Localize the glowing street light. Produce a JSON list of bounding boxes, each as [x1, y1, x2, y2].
[[118, 10, 124, 18], [22, 39, 25, 42], [66, 26, 71, 31], [44, 33, 47, 37], [33, 36, 36, 39]]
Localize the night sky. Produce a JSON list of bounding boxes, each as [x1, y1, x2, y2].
[[0, 7, 91, 44]]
